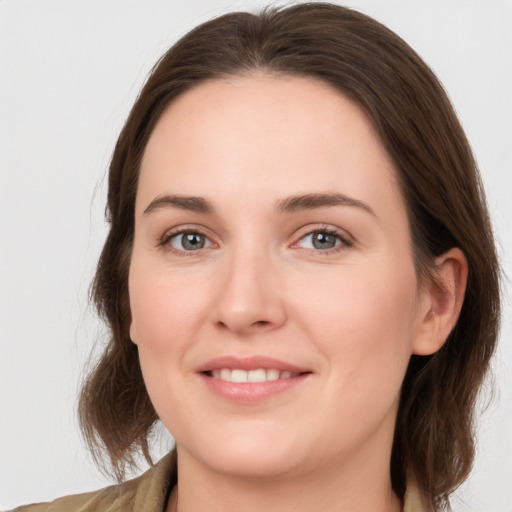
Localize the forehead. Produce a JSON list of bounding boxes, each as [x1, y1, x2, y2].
[[137, 74, 404, 220]]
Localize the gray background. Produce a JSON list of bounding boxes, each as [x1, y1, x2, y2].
[[1, 0, 511, 510]]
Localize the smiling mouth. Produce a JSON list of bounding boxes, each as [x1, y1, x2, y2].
[[197, 356, 312, 401], [205, 368, 304, 383]]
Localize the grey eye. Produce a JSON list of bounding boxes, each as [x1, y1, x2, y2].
[[312, 232, 338, 249], [170, 232, 207, 251], [298, 232, 342, 250]]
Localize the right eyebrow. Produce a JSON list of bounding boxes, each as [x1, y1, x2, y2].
[[143, 195, 215, 215]]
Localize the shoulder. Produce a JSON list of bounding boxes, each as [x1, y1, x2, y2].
[[9, 484, 119, 512], [403, 481, 432, 512], [9, 451, 177, 512]]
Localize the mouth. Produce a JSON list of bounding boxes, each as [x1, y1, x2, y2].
[[196, 356, 311, 402], [206, 368, 304, 383]]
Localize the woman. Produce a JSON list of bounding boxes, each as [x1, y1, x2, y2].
[[10, 3, 501, 511]]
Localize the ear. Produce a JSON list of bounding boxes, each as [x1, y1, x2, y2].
[[129, 318, 139, 345], [412, 248, 468, 356]]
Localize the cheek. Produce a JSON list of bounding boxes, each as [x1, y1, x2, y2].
[[292, 259, 419, 396], [129, 268, 175, 400], [128, 261, 206, 424], [129, 259, 207, 352], [129, 273, 171, 350]]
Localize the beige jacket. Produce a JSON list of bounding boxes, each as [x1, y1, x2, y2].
[[12, 452, 429, 512]]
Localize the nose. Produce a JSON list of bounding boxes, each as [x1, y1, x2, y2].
[[212, 248, 287, 335]]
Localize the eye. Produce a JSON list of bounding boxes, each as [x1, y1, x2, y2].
[[296, 229, 350, 251], [168, 231, 212, 251]]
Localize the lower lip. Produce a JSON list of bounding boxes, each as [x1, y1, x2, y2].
[[199, 373, 310, 403]]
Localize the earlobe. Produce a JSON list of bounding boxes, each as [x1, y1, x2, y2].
[[129, 320, 139, 345], [412, 248, 468, 356]]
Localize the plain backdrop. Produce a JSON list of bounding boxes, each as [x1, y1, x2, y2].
[[1, 1, 511, 510]]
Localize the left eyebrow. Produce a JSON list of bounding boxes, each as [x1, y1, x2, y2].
[[277, 193, 376, 217]]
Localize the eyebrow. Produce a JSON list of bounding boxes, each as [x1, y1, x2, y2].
[[142, 192, 375, 217], [143, 195, 215, 215], [277, 192, 376, 216]]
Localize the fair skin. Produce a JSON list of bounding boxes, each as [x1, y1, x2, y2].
[[129, 74, 467, 512]]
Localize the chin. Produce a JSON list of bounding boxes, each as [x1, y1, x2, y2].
[[176, 426, 308, 480]]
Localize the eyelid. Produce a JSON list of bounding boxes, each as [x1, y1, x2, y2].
[[158, 225, 218, 253], [156, 223, 353, 255], [291, 224, 354, 252]]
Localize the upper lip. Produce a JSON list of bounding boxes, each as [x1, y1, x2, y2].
[[196, 355, 310, 374]]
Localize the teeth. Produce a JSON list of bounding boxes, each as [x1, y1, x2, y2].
[[210, 368, 301, 383], [266, 369, 280, 381], [231, 369, 247, 383], [248, 369, 267, 382]]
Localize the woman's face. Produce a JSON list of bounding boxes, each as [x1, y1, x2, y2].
[[129, 75, 433, 480]]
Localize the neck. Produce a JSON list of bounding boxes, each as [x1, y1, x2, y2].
[[167, 445, 402, 512]]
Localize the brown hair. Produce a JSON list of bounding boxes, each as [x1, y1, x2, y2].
[[79, 3, 501, 509]]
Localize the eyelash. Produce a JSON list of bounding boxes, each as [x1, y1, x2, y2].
[[158, 224, 353, 256], [158, 227, 215, 256], [292, 225, 353, 255]]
